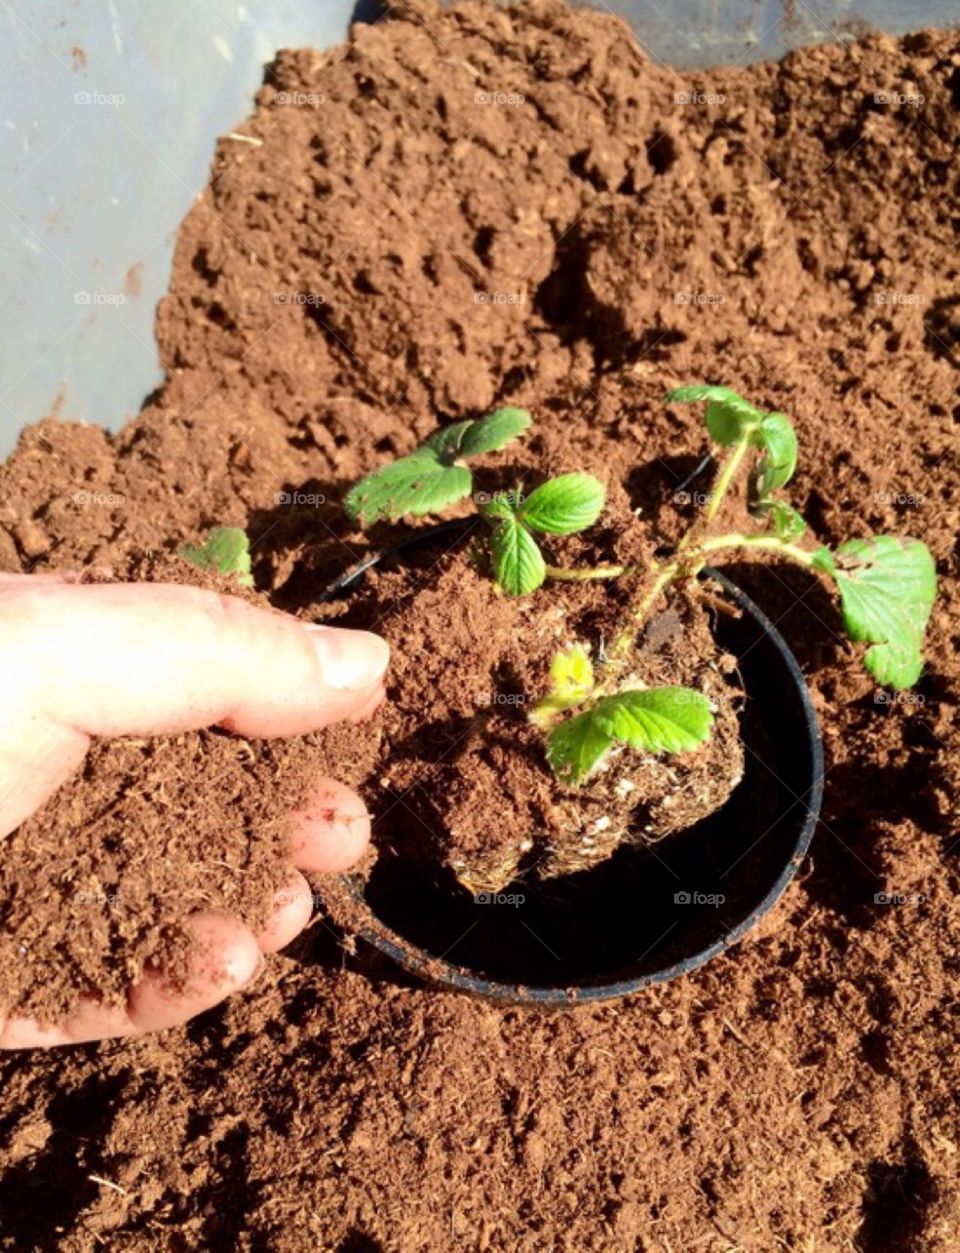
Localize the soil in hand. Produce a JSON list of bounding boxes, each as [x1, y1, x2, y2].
[[0, 555, 324, 1023]]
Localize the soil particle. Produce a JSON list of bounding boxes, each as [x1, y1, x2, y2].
[[0, 3, 958, 1249]]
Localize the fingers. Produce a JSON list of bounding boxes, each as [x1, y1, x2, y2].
[[126, 913, 262, 1033], [0, 718, 88, 840], [0, 778, 373, 1047], [0, 912, 261, 1049], [289, 777, 372, 873], [0, 578, 389, 837], [2, 579, 389, 738], [255, 872, 314, 953]]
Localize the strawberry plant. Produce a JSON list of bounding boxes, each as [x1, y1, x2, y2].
[[344, 390, 936, 788], [344, 407, 617, 595]]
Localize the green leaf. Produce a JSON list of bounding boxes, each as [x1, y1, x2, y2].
[[755, 413, 797, 493], [180, 527, 254, 587], [666, 385, 764, 447], [546, 685, 713, 785], [822, 536, 936, 689], [594, 687, 714, 753], [489, 515, 546, 596], [547, 709, 614, 784], [665, 385, 757, 409], [768, 500, 806, 542], [345, 410, 532, 526], [344, 450, 473, 525], [550, 644, 594, 696], [861, 640, 925, 689], [520, 473, 605, 535], [458, 407, 532, 457], [424, 421, 475, 462], [530, 644, 595, 730], [705, 402, 749, 445]]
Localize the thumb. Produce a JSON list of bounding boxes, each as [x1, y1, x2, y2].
[[0, 578, 388, 836]]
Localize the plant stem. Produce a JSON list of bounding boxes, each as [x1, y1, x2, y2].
[[704, 440, 750, 525], [600, 441, 753, 676], [603, 559, 679, 670], [699, 533, 815, 568], [674, 436, 750, 558], [599, 533, 815, 684], [545, 563, 629, 582]]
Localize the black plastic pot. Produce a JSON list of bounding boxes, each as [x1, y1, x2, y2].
[[319, 520, 823, 1006]]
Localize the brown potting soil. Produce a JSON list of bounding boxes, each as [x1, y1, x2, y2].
[[0, 1, 958, 1247]]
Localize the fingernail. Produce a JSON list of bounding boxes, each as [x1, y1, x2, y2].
[[305, 625, 390, 690]]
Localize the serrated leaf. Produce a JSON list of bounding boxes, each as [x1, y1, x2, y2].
[[458, 407, 532, 457], [520, 473, 605, 535], [767, 500, 806, 542], [547, 708, 614, 784], [594, 687, 713, 753], [344, 450, 473, 525], [823, 536, 936, 689], [754, 413, 797, 492], [489, 515, 546, 596], [863, 639, 925, 689], [180, 527, 254, 587], [833, 537, 935, 640], [346, 410, 532, 526]]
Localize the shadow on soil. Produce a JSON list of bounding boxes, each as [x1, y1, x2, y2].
[[0, 1070, 129, 1246], [858, 1151, 937, 1252]]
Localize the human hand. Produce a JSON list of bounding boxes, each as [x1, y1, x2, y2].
[[0, 573, 388, 1048]]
